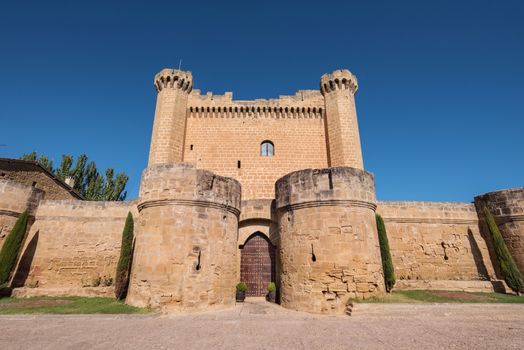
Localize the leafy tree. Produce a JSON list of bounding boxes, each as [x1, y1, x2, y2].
[[55, 154, 73, 180], [21, 152, 53, 172], [20, 152, 128, 201], [376, 214, 396, 292], [114, 212, 134, 300], [483, 207, 523, 295], [0, 211, 28, 286]]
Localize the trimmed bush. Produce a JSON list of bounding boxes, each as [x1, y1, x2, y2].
[[483, 207, 523, 295], [0, 211, 29, 286], [376, 214, 396, 292], [236, 282, 247, 292], [114, 212, 134, 299]]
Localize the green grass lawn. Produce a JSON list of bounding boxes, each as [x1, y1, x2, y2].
[[355, 290, 524, 304], [0, 296, 152, 314]]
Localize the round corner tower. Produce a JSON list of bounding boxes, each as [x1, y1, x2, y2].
[[275, 167, 385, 315], [127, 163, 241, 312], [474, 188, 524, 276], [127, 68, 242, 312], [148, 68, 193, 165], [321, 69, 364, 169]]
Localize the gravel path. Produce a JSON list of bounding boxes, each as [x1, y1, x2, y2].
[[1, 299, 523, 349]]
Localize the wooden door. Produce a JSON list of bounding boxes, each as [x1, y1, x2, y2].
[[240, 233, 276, 297]]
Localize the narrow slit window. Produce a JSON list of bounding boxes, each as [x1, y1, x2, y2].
[[260, 140, 274, 156]]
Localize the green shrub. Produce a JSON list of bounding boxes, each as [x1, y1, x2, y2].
[[0, 211, 29, 285], [267, 282, 276, 293], [236, 282, 247, 292], [376, 214, 396, 292], [483, 207, 523, 295], [114, 212, 134, 299]]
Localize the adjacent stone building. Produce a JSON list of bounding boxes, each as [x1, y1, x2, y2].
[[1, 68, 523, 314]]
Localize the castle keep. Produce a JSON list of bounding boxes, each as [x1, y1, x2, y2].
[[1, 68, 523, 314]]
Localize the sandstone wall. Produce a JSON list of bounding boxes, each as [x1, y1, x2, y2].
[[11, 199, 136, 289], [184, 91, 328, 200], [377, 201, 496, 282], [475, 188, 524, 275], [0, 180, 43, 250], [238, 199, 276, 245], [127, 163, 241, 312], [276, 167, 384, 314], [0, 161, 80, 200]]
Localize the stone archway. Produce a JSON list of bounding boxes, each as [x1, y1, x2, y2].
[[240, 232, 276, 297]]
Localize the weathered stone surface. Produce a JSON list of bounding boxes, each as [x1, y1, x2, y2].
[[275, 167, 385, 314], [475, 188, 524, 275], [0, 180, 43, 250], [377, 201, 497, 282], [126, 163, 241, 312], [12, 199, 135, 289]]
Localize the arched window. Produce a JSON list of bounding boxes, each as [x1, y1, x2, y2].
[[260, 140, 274, 156]]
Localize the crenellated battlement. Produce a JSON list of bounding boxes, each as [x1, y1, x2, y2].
[[154, 68, 193, 93], [187, 90, 324, 118], [320, 69, 358, 95], [189, 89, 324, 107], [188, 105, 324, 119]]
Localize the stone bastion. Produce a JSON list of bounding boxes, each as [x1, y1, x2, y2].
[[126, 163, 241, 312], [275, 167, 385, 314]]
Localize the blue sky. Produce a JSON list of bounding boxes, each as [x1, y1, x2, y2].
[[0, 0, 522, 201]]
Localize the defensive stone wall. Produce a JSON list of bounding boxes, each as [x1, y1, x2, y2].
[[126, 163, 241, 312], [11, 199, 135, 290], [377, 201, 497, 284], [188, 89, 325, 108], [0, 180, 43, 250], [275, 167, 384, 314], [184, 107, 328, 199], [475, 188, 524, 275]]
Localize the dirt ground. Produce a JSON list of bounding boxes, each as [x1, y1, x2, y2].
[[1, 299, 523, 349]]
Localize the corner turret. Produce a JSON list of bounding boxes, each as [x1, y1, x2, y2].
[[148, 69, 193, 165], [321, 69, 363, 169]]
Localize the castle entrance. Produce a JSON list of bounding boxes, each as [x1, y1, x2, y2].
[[240, 233, 276, 297]]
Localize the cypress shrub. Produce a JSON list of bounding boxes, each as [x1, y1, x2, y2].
[[483, 207, 523, 295], [114, 212, 134, 299], [0, 211, 29, 286], [376, 214, 396, 292]]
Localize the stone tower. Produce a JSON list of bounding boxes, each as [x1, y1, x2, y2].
[[148, 69, 193, 165], [275, 167, 384, 314], [127, 69, 242, 312], [321, 69, 364, 169]]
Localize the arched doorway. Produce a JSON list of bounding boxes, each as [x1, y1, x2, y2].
[[240, 232, 276, 297]]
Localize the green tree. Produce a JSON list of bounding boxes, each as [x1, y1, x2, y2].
[[114, 212, 134, 300], [0, 211, 28, 286], [483, 207, 523, 295], [20, 152, 128, 201], [55, 154, 73, 181], [21, 152, 53, 172], [376, 214, 396, 292]]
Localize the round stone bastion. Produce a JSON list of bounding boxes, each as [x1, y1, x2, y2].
[[126, 163, 241, 312], [275, 167, 385, 314], [474, 188, 524, 276]]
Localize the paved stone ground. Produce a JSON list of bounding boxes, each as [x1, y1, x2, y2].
[[1, 298, 523, 349]]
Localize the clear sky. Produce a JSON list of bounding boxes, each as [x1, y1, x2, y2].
[[1, 0, 522, 201]]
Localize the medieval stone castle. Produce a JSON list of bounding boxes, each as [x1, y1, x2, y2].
[[1, 68, 523, 314]]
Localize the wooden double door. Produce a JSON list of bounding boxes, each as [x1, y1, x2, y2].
[[240, 233, 276, 297]]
